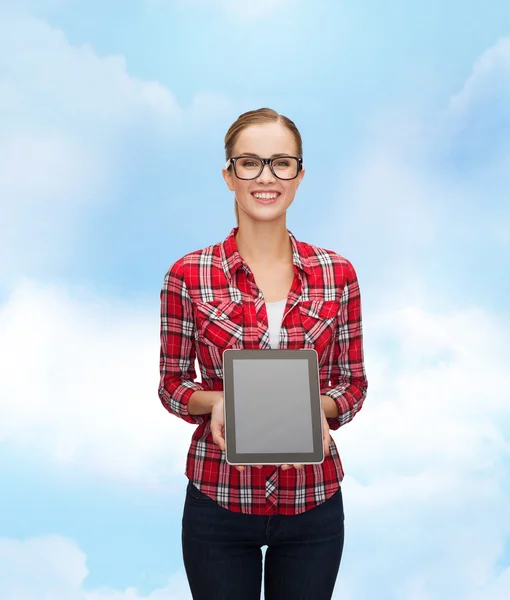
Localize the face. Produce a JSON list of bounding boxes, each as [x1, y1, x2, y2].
[[222, 122, 305, 223]]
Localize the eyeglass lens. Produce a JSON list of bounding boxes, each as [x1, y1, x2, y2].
[[234, 157, 299, 180]]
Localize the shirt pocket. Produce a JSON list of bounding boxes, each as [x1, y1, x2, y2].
[[298, 299, 339, 358], [194, 299, 244, 349]]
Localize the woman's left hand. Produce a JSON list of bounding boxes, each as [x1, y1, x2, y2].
[[280, 408, 331, 471]]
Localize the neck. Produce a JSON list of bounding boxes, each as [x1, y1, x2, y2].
[[235, 213, 292, 266]]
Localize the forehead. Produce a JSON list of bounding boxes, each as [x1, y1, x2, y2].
[[234, 122, 297, 155]]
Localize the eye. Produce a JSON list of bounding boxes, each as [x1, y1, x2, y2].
[[273, 159, 291, 168], [238, 158, 261, 169]]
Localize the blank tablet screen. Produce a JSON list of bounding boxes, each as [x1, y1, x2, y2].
[[232, 358, 313, 453]]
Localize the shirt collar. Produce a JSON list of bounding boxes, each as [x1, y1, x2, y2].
[[220, 226, 313, 283]]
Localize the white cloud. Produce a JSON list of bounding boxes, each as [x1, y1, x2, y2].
[[442, 36, 510, 193], [449, 37, 510, 114], [328, 37, 510, 265], [1, 276, 509, 598], [318, 37, 510, 598], [0, 279, 195, 487], [0, 535, 191, 600], [477, 569, 510, 600], [0, 536, 88, 600], [0, 8, 233, 281], [6, 275, 507, 489], [0, 11, 181, 126], [0, 22, 509, 600], [330, 303, 510, 598], [0, 10, 176, 279]]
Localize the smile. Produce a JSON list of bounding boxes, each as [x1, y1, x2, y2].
[[251, 192, 280, 200]]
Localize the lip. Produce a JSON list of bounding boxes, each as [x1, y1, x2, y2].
[[250, 190, 281, 205]]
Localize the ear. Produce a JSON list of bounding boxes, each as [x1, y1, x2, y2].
[[296, 168, 305, 187], [222, 168, 235, 192]]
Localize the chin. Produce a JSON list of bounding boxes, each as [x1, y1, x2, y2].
[[238, 200, 292, 222], [244, 208, 287, 223]]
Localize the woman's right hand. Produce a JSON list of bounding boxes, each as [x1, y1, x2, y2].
[[210, 392, 227, 452], [210, 393, 262, 472]]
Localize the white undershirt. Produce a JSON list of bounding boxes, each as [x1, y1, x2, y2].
[[266, 299, 287, 349]]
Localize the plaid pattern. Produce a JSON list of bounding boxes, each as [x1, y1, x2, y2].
[[159, 227, 368, 515]]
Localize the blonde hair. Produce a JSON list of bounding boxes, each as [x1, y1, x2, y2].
[[224, 108, 303, 224]]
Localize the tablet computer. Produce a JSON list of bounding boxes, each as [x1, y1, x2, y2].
[[222, 349, 324, 466]]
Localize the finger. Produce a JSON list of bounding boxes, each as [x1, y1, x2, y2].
[[323, 419, 331, 456], [210, 424, 219, 446], [235, 465, 245, 472], [210, 424, 226, 452], [212, 433, 225, 452], [280, 464, 290, 470], [214, 433, 226, 452]]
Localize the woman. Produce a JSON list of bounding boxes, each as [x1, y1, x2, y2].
[[158, 108, 368, 600]]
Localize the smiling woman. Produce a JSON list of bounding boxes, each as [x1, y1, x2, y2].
[[158, 107, 368, 600], [223, 108, 304, 224]]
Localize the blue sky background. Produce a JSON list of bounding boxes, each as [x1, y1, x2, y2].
[[0, 0, 509, 598]]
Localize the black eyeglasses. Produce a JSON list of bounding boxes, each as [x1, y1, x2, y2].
[[225, 155, 303, 180]]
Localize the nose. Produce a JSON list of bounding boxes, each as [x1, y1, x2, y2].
[[256, 162, 275, 183]]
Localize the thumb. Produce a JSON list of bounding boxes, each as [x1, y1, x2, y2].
[[211, 422, 226, 451], [324, 432, 331, 455]]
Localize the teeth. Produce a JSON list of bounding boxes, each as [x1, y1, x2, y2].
[[253, 193, 278, 199]]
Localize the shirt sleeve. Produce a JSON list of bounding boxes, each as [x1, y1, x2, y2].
[[158, 258, 206, 425], [321, 261, 368, 431]]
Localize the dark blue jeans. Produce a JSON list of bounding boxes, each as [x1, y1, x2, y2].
[[182, 480, 345, 600]]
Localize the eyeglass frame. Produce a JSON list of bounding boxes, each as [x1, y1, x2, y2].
[[225, 155, 303, 180]]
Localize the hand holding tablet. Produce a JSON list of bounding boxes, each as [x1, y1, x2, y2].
[[210, 395, 331, 471], [220, 349, 327, 467], [280, 408, 331, 470], [210, 394, 256, 472]]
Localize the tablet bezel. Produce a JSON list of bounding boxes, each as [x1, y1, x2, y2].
[[222, 349, 324, 466]]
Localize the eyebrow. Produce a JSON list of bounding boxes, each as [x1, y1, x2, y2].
[[236, 152, 292, 158]]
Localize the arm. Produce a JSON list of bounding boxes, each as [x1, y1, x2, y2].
[[188, 390, 223, 415], [321, 395, 340, 418], [321, 261, 368, 431], [158, 259, 208, 425]]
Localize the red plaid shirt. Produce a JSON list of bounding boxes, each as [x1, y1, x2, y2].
[[159, 227, 368, 515]]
